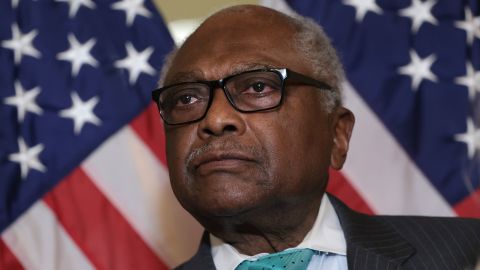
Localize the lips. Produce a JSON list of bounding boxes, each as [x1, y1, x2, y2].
[[191, 151, 256, 173]]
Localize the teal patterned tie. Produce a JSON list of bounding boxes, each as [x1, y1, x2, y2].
[[235, 248, 315, 270]]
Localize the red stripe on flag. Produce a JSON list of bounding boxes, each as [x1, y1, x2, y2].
[[43, 168, 169, 270], [327, 169, 374, 215], [0, 239, 24, 270], [454, 188, 480, 218], [130, 103, 168, 167]]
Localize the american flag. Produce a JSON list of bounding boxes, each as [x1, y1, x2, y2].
[[0, 0, 203, 269], [262, 0, 480, 217]]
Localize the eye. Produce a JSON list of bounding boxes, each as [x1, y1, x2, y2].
[[160, 85, 208, 112], [225, 71, 282, 98], [176, 94, 198, 106], [251, 82, 266, 92], [243, 79, 278, 95]]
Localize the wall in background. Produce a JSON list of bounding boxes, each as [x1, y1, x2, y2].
[[152, 0, 259, 44], [153, 0, 258, 22]]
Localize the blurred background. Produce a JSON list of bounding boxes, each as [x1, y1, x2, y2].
[[154, 0, 257, 45]]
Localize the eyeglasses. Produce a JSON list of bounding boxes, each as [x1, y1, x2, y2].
[[151, 68, 333, 125]]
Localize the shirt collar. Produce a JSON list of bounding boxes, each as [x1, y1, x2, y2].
[[210, 195, 347, 270]]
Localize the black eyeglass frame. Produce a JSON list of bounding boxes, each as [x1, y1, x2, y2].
[[151, 68, 333, 125]]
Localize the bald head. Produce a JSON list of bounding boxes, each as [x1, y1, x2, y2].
[[198, 5, 296, 30], [161, 5, 343, 111]]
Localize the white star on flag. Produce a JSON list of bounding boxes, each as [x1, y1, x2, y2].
[[455, 62, 480, 101], [399, 0, 438, 34], [454, 118, 480, 160], [1, 24, 41, 65], [111, 0, 152, 26], [57, 34, 98, 76], [4, 81, 43, 122], [59, 92, 101, 135], [114, 42, 155, 85], [454, 7, 480, 46], [55, 0, 96, 18], [398, 50, 437, 91], [12, 0, 19, 8], [342, 0, 382, 22], [9, 137, 46, 180]]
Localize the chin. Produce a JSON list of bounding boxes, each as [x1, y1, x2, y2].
[[201, 196, 255, 216], [172, 171, 273, 220], [182, 190, 267, 222]]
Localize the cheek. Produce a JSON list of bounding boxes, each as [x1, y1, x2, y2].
[[165, 132, 183, 170], [165, 127, 196, 188], [260, 96, 331, 194]]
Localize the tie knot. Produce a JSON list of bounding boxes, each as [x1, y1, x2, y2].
[[235, 248, 315, 270]]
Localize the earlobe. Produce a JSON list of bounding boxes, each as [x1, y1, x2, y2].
[[330, 107, 355, 170]]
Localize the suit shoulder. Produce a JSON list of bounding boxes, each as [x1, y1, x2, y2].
[[379, 215, 480, 245], [328, 195, 480, 269], [380, 215, 480, 269], [381, 214, 480, 233]]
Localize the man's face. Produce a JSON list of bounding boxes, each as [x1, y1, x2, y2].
[[162, 8, 353, 221]]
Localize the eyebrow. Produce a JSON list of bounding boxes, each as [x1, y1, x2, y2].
[[166, 70, 204, 85], [227, 62, 276, 75]]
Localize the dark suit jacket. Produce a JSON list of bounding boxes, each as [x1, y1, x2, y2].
[[176, 195, 480, 270]]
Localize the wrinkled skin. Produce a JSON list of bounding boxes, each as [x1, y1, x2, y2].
[[163, 5, 355, 255]]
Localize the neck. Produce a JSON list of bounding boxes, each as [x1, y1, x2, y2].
[[201, 193, 324, 255]]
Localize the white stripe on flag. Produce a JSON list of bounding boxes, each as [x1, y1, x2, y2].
[[1, 201, 95, 270], [81, 125, 202, 267], [342, 81, 455, 216]]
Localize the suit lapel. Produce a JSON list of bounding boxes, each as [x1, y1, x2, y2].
[[176, 232, 216, 270], [328, 194, 415, 270]]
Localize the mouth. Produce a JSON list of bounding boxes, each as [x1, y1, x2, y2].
[[192, 151, 256, 174]]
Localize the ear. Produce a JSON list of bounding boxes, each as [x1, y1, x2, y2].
[[330, 107, 355, 170]]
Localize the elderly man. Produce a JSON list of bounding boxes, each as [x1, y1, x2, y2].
[[152, 5, 480, 270]]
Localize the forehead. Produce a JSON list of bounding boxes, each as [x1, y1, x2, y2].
[[165, 7, 310, 84]]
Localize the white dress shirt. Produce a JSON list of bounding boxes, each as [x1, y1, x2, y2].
[[210, 196, 348, 270]]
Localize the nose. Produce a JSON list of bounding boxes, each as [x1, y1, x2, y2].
[[197, 88, 246, 139]]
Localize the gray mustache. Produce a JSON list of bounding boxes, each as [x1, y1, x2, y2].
[[185, 140, 264, 170]]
